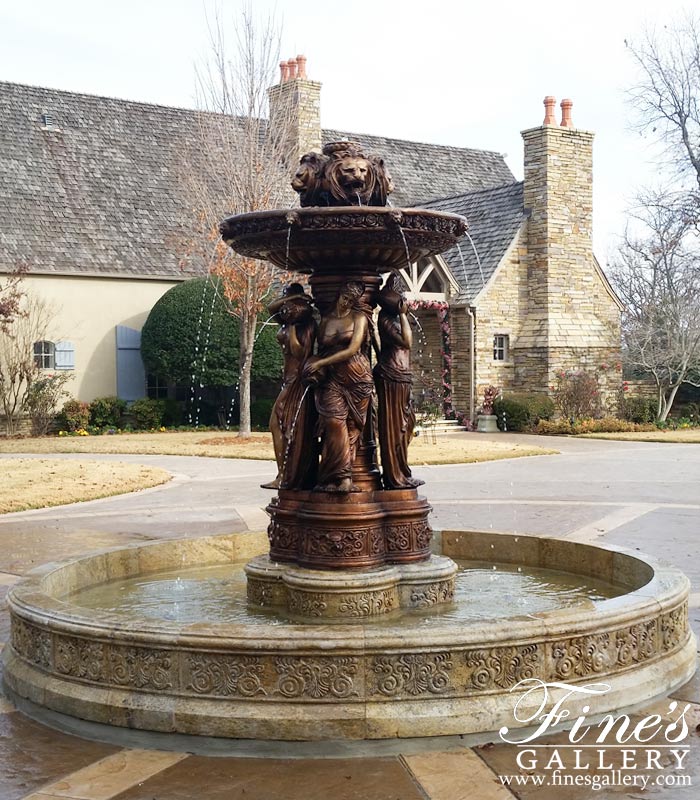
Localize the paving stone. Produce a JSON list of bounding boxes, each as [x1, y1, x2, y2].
[[0, 526, 147, 573], [403, 750, 515, 799], [22, 749, 188, 800], [0, 713, 118, 800], [112, 756, 426, 800]]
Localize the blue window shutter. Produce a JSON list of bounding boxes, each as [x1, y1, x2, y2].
[[54, 340, 75, 370], [116, 325, 146, 402]]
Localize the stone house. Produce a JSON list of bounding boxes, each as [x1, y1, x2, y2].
[[0, 59, 621, 423]]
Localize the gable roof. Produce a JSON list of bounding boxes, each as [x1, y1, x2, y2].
[[418, 182, 526, 301], [0, 81, 209, 279], [322, 129, 514, 207], [0, 81, 515, 279]]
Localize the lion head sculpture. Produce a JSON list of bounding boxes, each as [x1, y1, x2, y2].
[[291, 142, 394, 207]]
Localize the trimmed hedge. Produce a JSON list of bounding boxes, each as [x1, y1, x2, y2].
[[537, 417, 656, 435], [251, 397, 275, 428], [619, 396, 657, 424], [129, 398, 165, 429], [57, 399, 90, 432], [89, 396, 127, 428], [141, 278, 283, 388], [493, 393, 555, 432]]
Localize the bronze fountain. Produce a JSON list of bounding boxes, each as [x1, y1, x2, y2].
[[2, 142, 692, 743], [220, 141, 467, 617]]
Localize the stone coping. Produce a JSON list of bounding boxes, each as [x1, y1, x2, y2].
[[3, 529, 695, 740]]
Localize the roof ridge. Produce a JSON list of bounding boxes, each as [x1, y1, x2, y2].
[[322, 126, 507, 158], [415, 180, 523, 207], [0, 79, 207, 117]]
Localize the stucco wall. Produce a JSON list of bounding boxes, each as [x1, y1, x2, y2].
[[24, 273, 180, 402]]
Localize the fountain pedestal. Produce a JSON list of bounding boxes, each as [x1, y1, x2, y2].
[[246, 553, 457, 621], [266, 488, 433, 568]]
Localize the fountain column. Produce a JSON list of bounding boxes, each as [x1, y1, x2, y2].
[[220, 142, 468, 618]]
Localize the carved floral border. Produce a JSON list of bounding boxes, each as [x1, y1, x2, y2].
[[9, 601, 689, 702]]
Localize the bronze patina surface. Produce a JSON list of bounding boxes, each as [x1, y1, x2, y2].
[[221, 143, 466, 574]]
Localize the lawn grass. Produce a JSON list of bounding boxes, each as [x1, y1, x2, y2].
[[580, 429, 700, 443], [0, 459, 171, 513], [0, 432, 558, 514], [0, 430, 557, 464]]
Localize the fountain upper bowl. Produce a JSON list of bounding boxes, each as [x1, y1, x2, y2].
[[219, 206, 468, 273]]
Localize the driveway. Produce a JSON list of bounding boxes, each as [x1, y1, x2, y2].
[[0, 434, 698, 800]]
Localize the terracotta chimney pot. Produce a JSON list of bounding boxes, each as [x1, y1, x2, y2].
[[279, 61, 289, 82], [543, 96, 557, 126], [296, 55, 307, 79], [560, 99, 574, 128], [287, 58, 298, 80]]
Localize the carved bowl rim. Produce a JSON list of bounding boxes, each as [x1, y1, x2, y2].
[[220, 205, 468, 234], [6, 529, 690, 652]]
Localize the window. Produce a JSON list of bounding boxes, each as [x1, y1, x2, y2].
[[33, 340, 75, 370], [33, 340, 55, 369], [147, 374, 168, 400], [493, 334, 509, 361]]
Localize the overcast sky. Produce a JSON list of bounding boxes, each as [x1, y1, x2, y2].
[[0, 0, 692, 264]]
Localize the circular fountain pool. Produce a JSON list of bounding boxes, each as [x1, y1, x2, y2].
[[3, 529, 695, 741]]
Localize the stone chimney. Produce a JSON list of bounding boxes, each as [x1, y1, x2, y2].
[[516, 96, 603, 391], [267, 54, 322, 164]]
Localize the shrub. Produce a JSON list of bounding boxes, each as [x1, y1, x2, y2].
[[493, 393, 555, 432], [57, 399, 90, 432], [537, 417, 656, 435], [619, 395, 657, 424], [129, 398, 165, 429], [140, 278, 283, 387], [89, 396, 127, 429], [161, 398, 183, 427], [675, 402, 699, 421], [552, 370, 601, 421], [24, 373, 73, 436], [251, 397, 275, 428]]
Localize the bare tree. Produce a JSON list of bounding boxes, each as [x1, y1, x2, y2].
[[614, 14, 700, 419], [0, 264, 27, 333], [627, 15, 700, 199], [610, 191, 700, 420], [179, 7, 296, 436], [0, 291, 57, 435]]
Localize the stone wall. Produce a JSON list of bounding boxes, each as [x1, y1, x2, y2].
[[472, 227, 529, 407], [268, 77, 322, 163], [1, 415, 32, 437], [512, 117, 621, 405], [450, 308, 473, 413]]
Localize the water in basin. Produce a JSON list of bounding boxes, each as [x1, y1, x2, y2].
[[67, 560, 622, 626]]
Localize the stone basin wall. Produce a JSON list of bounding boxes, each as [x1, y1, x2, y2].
[[3, 530, 694, 740]]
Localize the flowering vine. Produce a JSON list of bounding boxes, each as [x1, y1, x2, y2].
[[408, 299, 457, 417]]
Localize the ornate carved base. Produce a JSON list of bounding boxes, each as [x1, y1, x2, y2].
[[4, 529, 695, 741], [266, 488, 432, 569], [245, 554, 457, 621]]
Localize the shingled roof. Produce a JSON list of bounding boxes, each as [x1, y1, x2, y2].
[[0, 81, 515, 278], [419, 182, 527, 301], [322, 129, 514, 207]]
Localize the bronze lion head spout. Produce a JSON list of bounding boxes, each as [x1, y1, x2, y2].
[[292, 141, 394, 208]]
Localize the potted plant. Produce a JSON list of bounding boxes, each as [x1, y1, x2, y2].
[[476, 385, 500, 432]]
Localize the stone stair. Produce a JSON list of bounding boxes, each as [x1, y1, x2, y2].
[[414, 417, 465, 437]]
